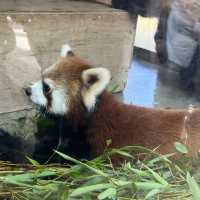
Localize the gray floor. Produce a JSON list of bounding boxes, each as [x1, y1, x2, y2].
[[119, 57, 200, 108]]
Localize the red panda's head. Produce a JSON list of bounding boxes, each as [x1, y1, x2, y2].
[[25, 45, 111, 115]]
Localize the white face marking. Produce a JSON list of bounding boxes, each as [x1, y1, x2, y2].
[[44, 78, 68, 114], [30, 80, 47, 106], [50, 87, 67, 114], [29, 78, 68, 115]]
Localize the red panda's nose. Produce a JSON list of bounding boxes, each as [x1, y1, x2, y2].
[[24, 87, 32, 96]]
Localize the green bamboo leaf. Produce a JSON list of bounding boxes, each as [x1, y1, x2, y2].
[[83, 176, 106, 186], [113, 180, 132, 187], [127, 166, 149, 177], [43, 191, 53, 200], [4, 171, 55, 184], [174, 142, 188, 154], [5, 173, 34, 183], [82, 194, 92, 200], [186, 172, 200, 200], [111, 149, 133, 158], [134, 182, 167, 190], [147, 153, 175, 166], [98, 188, 117, 200], [144, 165, 168, 186], [70, 183, 112, 197], [37, 171, 56, 178], [26, 156, 41, 167], [55, 150, 108, 177], [1, 177, 33, 188], [145, 189, 160, 199]]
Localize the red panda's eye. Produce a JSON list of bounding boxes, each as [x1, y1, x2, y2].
[[42, 81, 51, 94]]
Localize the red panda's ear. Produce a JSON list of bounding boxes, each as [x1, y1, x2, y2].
[[60, 44, 74, 58], [81, 67, 111, 111]]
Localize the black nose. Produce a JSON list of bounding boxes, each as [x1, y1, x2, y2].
[[24, 87, 32, 96]]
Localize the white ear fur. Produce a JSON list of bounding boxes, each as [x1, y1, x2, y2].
[[60, 44, 73, 58], [81, 67, 111, 111]]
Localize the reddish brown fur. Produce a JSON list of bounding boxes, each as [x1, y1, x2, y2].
[[87, 92, 200, 157], [45, 55, 200, 158]]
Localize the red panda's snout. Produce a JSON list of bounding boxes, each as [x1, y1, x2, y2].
[[25, 45, 111, 116]]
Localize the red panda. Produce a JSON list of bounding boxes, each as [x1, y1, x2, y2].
[[25, 45, 200, 159]]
